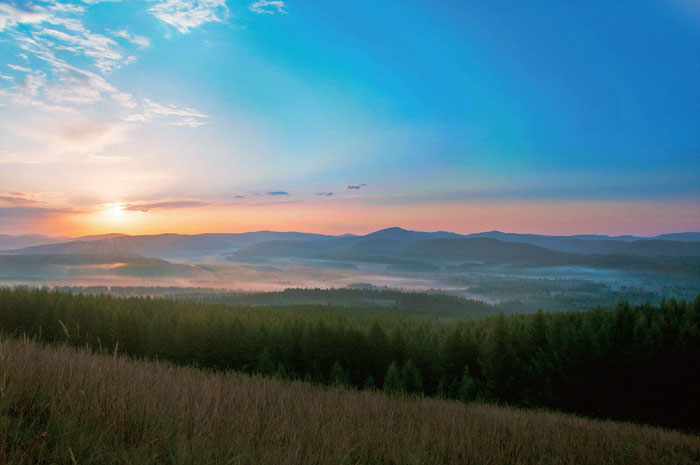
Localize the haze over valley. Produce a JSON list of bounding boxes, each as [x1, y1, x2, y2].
[[2, 226, 698, 313], [1, 0, 699, 463]]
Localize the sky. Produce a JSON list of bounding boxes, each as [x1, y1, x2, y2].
[[0, 0, 698, 237]]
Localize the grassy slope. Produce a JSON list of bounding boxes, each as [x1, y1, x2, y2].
[[1, 338, 698, 465]]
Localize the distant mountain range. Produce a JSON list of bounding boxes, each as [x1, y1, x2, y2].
[[1, 231, 333, 261], [1, 228, 699, 276]]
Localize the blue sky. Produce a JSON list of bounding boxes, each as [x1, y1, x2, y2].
[[0, 0, 698, 235]]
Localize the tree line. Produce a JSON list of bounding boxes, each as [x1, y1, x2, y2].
[[0, 287, 697, 430]]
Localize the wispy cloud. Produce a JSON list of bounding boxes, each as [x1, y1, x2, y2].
[[346, 183, 367, 190], [124, 99, 209, 126], [0, 3, 51, 32], [150, 0, 229, 33], [265, 191, 290, 196], [0, 150, 53, 165], [0, 1, 209, 158], [7, 64, 32, 73], [35, 25, 127, 73], [316, 192, 334, 196], [123, 200, 209, 212], [111, 30, 151, 49], [249, 1, 287, 15], [0, 205, 75, 220], [0, 193, 38, 205]]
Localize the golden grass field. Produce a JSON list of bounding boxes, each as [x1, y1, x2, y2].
[[1, 337, 698, 465]]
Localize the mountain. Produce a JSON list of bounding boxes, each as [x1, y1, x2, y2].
[[225, 233, 700, 275], [0, 234, 70, 250], [464, 231, 627, 254], [653, 232, 700, 242], [228, 236, 575, 266], [2, 231, 335, 261], [396, 237, 570, 263], [74, 233, 130, 241], [363, 227, 464, 242], [464, 231, 700, 256], [0, 254, 202, 279], [620, 239, 700, 257], [4, 228, 699, 266]]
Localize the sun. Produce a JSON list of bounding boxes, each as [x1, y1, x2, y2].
[[98, 203, 132, 228]]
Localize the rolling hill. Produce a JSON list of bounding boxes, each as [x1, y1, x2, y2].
[[2, 231, 335, 261], [3, 228, 699, 273]]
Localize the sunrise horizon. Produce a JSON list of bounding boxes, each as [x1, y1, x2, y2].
[[5, 220, 700, 241], [1, 3, 700, 460], [2, 1, 699, 240]]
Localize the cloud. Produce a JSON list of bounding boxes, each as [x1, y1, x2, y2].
[[346, 184, 367, 190], [0, 150, 52, 165], [7, 64, 32, 72], [0, 193, 38, 205], [35, 25, 127, 73], [112, 30, 151, 49], [266, 191, 290, 196], [0, 0, 209, 135], [0, 205, 74, 220], [249, 1, 287, 15], [0, 3, 51, 32], [316, 192, 334, 196], [123, 200, 209, 212], [149, 0, 229, 33], [124, 99, 209, 126], [7, 116, 128, 155], [232, 195, 245, 198]]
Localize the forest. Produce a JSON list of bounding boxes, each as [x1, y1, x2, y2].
[[0, 287, 698, 431]]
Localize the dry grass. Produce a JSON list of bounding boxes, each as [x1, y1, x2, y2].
[[0, 338, 698, 465]]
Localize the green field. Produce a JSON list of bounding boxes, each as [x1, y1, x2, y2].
[[1, 287, 698, 431], [2, 337, 699, 465]]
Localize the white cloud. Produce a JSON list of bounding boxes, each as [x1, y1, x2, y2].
[[149, 0, 229, 33], [124, 99, 209, 125], [36, 26, 126, 73], [7, 64, 33, 73], [0, 3, 51, 32], [19, 73, 46, 97], [249, 1, 287, 15], [169, 117, 209, 127], [112, 30, 151, 49], [0, 0, 210, 164]]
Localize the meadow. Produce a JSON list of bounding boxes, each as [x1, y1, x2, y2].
[[0, 287, 698, 431], [2, 337, 699, 465]]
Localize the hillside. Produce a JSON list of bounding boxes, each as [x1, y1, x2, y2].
[[2, 231, 335, 261], [0, 254, 203, 279], [2, 337, 698, 465], [4, 228, 700, 263], [2, 288, 698, 429], [466, 231, 700, 255], [0, 234, 69, 250], [397, 237, 570, 263]]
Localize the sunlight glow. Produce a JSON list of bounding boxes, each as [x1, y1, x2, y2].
[[96, 203, 135, 228]]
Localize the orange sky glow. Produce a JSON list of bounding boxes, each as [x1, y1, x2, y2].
[[21, 200, 700, 238]]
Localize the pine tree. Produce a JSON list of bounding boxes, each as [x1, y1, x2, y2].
[[256, 348, 275, 375], [401, 360, 423, 394], [457, 366, 477, 402], [383, 361, 403, 394], [363, 375, 376, 391], [330, 360, 349, 387]]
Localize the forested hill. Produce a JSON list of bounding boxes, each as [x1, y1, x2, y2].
[[4, 227, 700, 263], [0, 287, 698, 431]]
